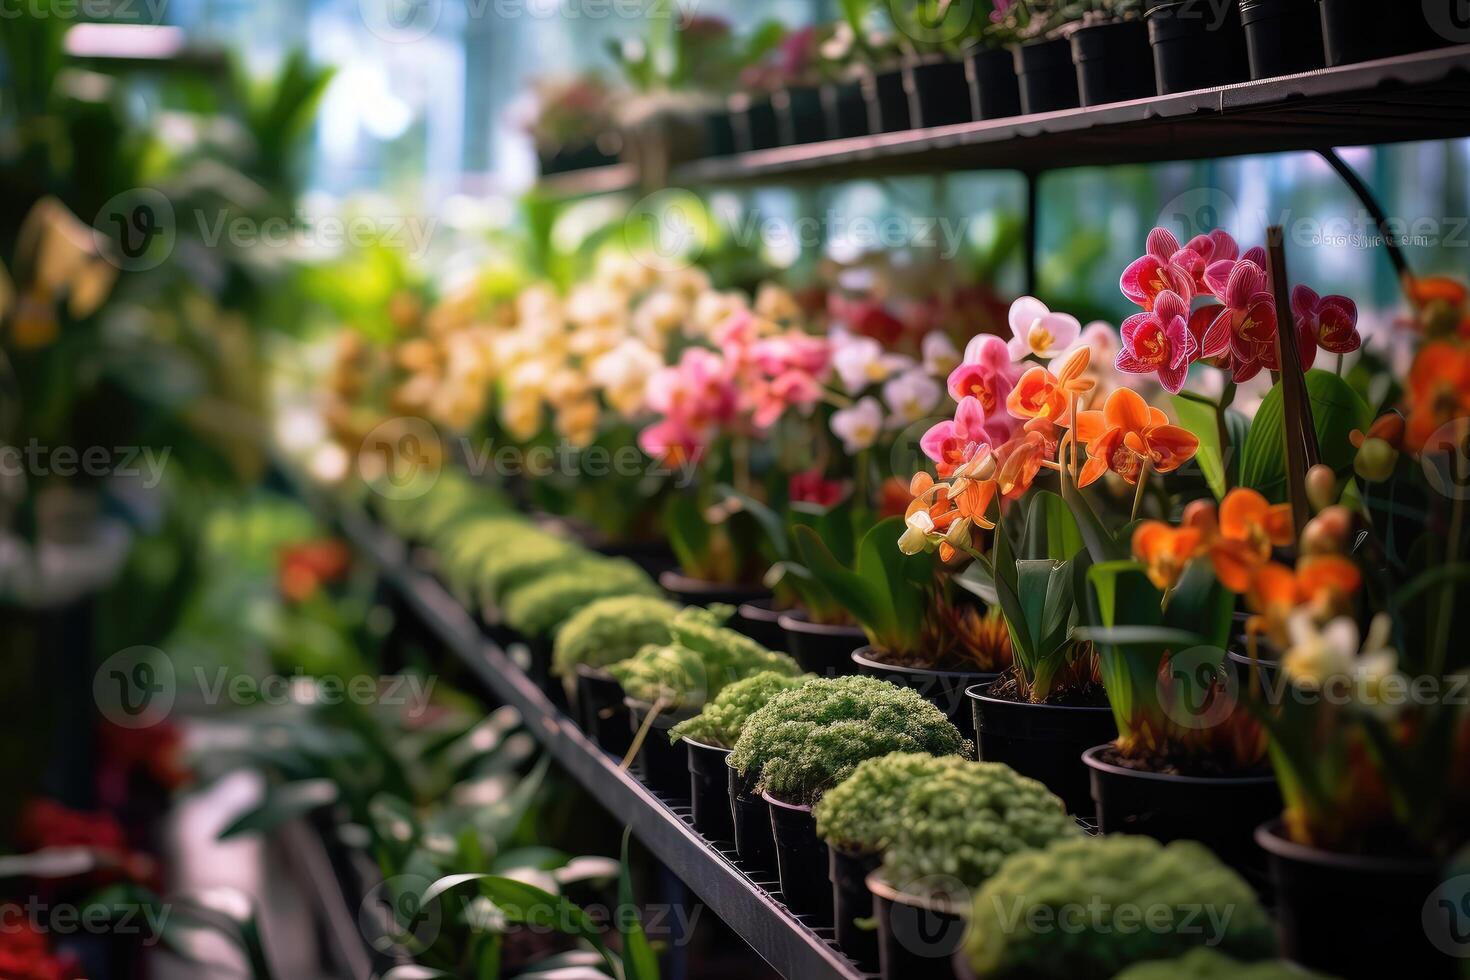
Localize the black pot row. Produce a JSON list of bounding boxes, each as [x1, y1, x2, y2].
[[531, 0, 1462, 178]]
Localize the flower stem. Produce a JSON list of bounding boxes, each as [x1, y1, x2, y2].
[[1131, 460, 1151, 522], [1215, 381, 1237, 492]]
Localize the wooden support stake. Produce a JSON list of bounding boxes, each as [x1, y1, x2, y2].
[[1266, 226, 1320, 536]]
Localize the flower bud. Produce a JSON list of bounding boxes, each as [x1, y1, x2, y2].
[[1305, 464, 1338, 513], [1302, 506, 1353, 556], [1353, 437, 1400, 482]]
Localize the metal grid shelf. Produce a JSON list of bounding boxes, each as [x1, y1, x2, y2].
[[320, 498, 873, 980]]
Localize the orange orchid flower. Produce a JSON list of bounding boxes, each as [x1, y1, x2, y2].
[[1074, 387, 1200, 487], [907, 470, 994, 562], [1132, 520, 1207, 591], [1248, 555, 1362, 624], [1006, 345, 1094, 424], [1404, 340, 1470, 453], [1206, 488, 1295, 593]]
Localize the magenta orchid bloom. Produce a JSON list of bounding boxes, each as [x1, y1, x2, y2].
[[921, 395, 992, 478], [1116, 289, 1198, 393], [947, 334, 1022, 435], [1198, 257, 1281, 383], [1171, 230, 1240, 294], [1121, 228, 1196, 310], [1007, 296, 1081, 361], [1292, 285, 1361, 360]]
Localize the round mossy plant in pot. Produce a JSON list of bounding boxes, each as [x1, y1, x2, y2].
[[729, 676, 969, 922], [670, 671, 812, 841], [870, 761, 1079, 980], [552, 594, 679, 750], [961, 835, 1277, 978]]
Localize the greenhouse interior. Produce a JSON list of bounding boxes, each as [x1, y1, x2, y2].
[[3, 1, 1470, 978]]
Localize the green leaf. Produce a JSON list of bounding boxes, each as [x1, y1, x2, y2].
[[1160, 559, 1234, 651], [1171, 395, 1248, 499], [794, 524, 891, 645], [718, 484, 788, 562], [618, 827, 660, 980], [1240, 370, 1372, 504], [218, 779, 338, 839], [664, 494, 711, 578], [857, 517, 930, 653], [1023, 490, 1084, 562]]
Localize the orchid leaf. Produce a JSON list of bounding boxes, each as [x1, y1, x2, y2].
[[618, 827, 660, 980], [1240, 370, 1371, 504], [218, 779, 338, 840]]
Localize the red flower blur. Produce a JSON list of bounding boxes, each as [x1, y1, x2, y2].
[[0, 919, 81, 980], [279, 539, 352, 602], [788, 470, 845, 508]]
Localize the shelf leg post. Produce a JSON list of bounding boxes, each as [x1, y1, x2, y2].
[[1024, 170, 1040, 296], [1315, 147, 1414, 291]]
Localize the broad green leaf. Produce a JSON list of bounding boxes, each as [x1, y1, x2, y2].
[[619, 827, 660, 980], [664, 494, 711, 578], [1171, 395, 1248, 499], [794, 525, 891, 644], [1240, 370, 1372, 503]]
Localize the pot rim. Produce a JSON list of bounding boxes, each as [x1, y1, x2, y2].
[[760, 790, 814, 814], [737, 598, 789, 621], [853, 647, 1001, 683], [573, 663, 618, 681], [865, 871, 971, 916], [965, 681, 1115, 713], [1253, 818, 1445, 873], [1081, 743, 1278, 787], [777, 612, 861, 637], [657, 569, 770, 599], [683, 736, 733, 756], [622, 696, 699, 724]]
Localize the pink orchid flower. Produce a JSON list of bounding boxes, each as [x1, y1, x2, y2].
[[947, 334, 1022, 437], [1116, 289, 1198, 394], [1292, 285, 1361, 359], [752, 331, 831, 378], [1121, 228, 1197, 310], [748, 369, 823, 430], [1196, 257, 1288, 383], [1171, 230, 1240, 294], [638, 417, 702, 465], [921, 395, 992, 478], [1007, 296, 1081, 361]]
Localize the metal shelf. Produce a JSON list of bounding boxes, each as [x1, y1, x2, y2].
[[319, 499, 871, 980], [535, 47, 1470, 197]]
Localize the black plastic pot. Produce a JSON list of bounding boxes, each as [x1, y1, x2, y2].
[[775, 85, 827, 145], [1013, 38, 1081, 114], [830, 847, 881, 971], [538, 139, 619, 176], [658, 570, 770, 609], [523, 635, 563, 705], [728, 763, 776, 872], [865, 67, 912, 133], [1084, 745, 1282, 890], [1240, 0, 1324, 78], [764, 793, 834, 923], [852, 648, 996, 740], [868, 874, 968, 980], [1317, 0, 1452, 67], [574, 665, 633, 757], [1256, 820, 1459, 979], [593, 539, 678, 579], [625, 698, 696, 798], [965, 47, 1022, 121], [778, 615, 864, 676], [967, 683, 1116, 816], [1227, 647, 1283, 702], [821, 79, 869, 139], [703, 110, 737, 158], [1071, 20, 1157, 106], [1145, 0, 1249, 94], [904, 57, 971, 128], [732, 93, 781, 152], [685, 738, 735, 842], [734, 599, 788, 652]]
